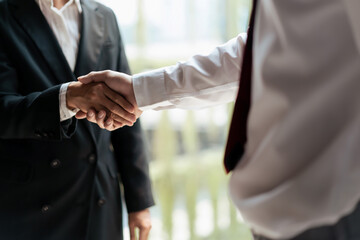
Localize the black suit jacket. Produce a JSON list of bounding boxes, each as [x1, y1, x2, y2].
[[0, 0, 154, 239]]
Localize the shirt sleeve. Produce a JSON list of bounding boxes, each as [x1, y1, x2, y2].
[[132, 33, 247, 111], [59, 82, 79, 122]]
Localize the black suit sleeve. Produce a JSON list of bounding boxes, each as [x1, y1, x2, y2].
[[109, 11, 154, 213], [112, 122, 154, 213], [0, 39, 76, 140]]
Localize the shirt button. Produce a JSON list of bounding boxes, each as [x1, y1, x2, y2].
[[88, 154, 96, 164], [50, 159, 61, 168], [97, 198, 106, 207], [41, 205, 50, 213]]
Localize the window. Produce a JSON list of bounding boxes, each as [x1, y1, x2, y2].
[[97, 1, 252, 239]]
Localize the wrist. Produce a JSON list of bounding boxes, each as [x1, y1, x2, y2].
[[66, 82, 81, 110]]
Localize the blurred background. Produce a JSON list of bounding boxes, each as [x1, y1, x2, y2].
[[96, 0, 252, 239]]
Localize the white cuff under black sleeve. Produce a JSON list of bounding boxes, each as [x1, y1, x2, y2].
[[59, 82, 79, 122]]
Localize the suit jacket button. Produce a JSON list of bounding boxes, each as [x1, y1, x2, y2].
[[50, 159, 61, 168], [88, 154, 96, 164], [41, 205, 50, 213], [34, 131, 42, 138], [43, 133, 48, 138], [97, 198, 106, 207]]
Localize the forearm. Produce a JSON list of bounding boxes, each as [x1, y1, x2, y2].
[[0, 85, 76, 140], [0, 39, 77, 140], [133, 33, 246, 110]]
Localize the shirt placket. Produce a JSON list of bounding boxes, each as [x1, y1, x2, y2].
[[50, 6, 74, 70]]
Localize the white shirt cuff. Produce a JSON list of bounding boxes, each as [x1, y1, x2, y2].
[[59, 82, 79, 122], [133, 68, 169, 111]]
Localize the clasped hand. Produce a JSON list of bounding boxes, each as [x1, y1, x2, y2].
[[68, 70, 140, 131]]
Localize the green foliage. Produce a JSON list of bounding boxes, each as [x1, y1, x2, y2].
[[152, 111, 177, 239], [149, 110, 252, 240], [182, 111, 199, 155], [153, 111, 177, 167]]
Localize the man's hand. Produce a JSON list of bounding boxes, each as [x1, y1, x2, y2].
[[67, 81, 137, 128], [77, 70, 142, 131], [128, 209, 152, 240]]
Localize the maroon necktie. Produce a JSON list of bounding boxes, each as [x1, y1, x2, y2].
[[224, 0, 258, 173]]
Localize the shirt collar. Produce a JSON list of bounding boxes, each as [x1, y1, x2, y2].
[[35, 0, 82, 13], [74, 0, 82, 13]]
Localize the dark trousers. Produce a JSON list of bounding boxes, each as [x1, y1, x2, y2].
[[253, 201, 360, 240]]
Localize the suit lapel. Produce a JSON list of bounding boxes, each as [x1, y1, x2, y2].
[[74, 0, 104, 77], [8, 0, 76, 84], [9, 0, 104, 143], [74, 0, 105, 142]]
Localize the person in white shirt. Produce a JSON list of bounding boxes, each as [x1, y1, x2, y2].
[[77, 0, 360, 239]]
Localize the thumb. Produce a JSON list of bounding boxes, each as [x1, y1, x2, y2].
[[77, 74, 93, 84], [78, 70, 109, 84]]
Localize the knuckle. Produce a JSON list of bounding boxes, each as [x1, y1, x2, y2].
[[109, 112, 116, 119], [104, 70, 112, 78], [108, 106, 116, 113], [147, 222, 152, 228], [89, 91, 98, 101], [96, 82, 105, 90], [114, 96, 121, 104], [140, 226, 150, 231], [128, 114, 136, 122], [113, 113, 123, 122], [87, 117, 94, 122], [141, 222, 152, 229]]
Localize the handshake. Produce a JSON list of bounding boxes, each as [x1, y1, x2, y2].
[[67, 70, 139, 131]]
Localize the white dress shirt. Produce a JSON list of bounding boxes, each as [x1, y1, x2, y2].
[[133, 0, 360, 238], [36, 0, 82, 121], [133, 34, 245, 111]]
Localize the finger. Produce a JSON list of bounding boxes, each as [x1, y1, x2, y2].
[[134, 109, 143, 119], [96, 110, 106, 129], [104, 120, 124, 131], [129, 225, 136, 240], [139, 227, 150, 240], [104, 117, 114, 131], [76, 110, 87, 119], [78, 70, 112, 84], [100, 96, 136, 124], [86, 109, 97, 124], [109, 112, 134, 126], [113, 120, 125, 129], [103, 87, 135, 113]]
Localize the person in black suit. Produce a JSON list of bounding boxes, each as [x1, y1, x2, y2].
[[0, 0, 154, 240]]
